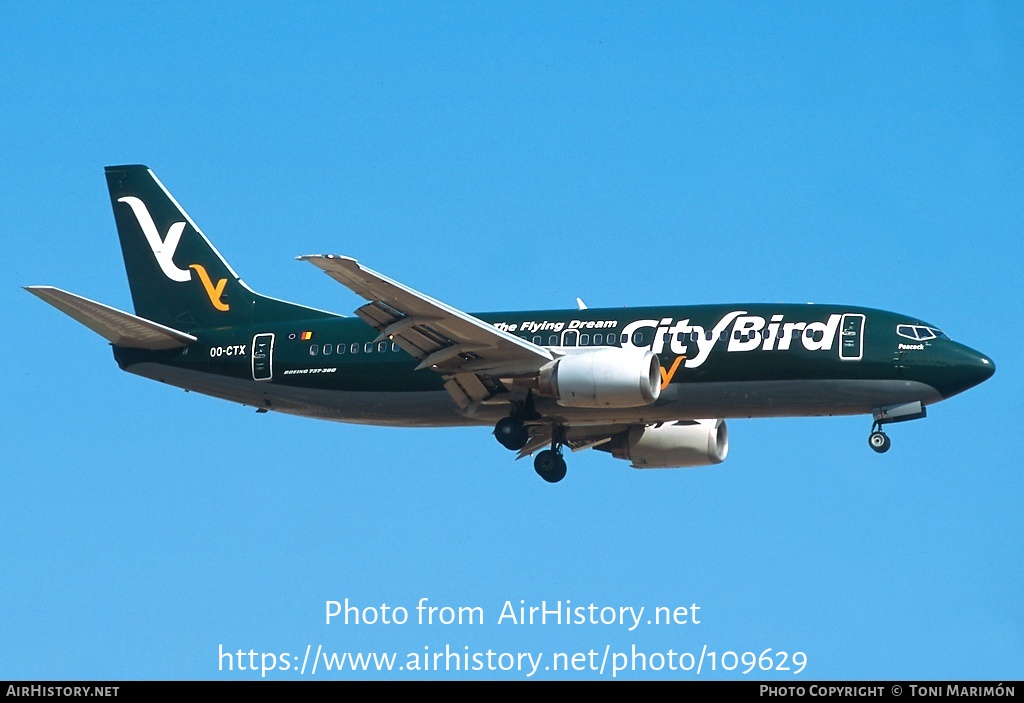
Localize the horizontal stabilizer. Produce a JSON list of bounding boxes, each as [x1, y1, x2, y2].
[[25, 286, 197, 350]]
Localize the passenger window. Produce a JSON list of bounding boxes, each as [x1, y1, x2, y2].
[[548, 335, 558, 346], [580, 334, 590, 345], [337, 344, 345, 354], [364, 342, 374, 353], [351, 343, 359, 354], [378, 341, 388, 352], [392, 342, 400, 352], [533, 336, 542, 344], [323, 344, 332, 355], [310, 344, 318, 356], [593, 333, 603, 345]]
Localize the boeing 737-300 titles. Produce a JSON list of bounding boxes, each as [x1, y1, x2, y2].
[[26, 165, 996, 483]]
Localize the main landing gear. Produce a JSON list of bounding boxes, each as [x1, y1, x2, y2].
[[493, 416, 529, 451], [533, 424, 568, 483], [533, 448, 567, 484], [493, 393, 538, 451], [492, 409, 568, 483]]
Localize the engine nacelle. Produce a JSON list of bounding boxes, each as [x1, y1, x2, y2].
[[607, 420, 729, 469], [538, 348, 661, 408]]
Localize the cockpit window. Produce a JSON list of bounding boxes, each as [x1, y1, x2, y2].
[[897, 324, 948, 342]]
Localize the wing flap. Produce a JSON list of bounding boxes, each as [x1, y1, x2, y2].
[[444, 374, 491, 409], [25, 286, 197, 350]]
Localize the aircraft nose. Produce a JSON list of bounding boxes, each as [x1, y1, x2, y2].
[[942, 344, 995, 398]]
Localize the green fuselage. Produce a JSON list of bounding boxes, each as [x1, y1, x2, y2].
[[112, 302, 994, 428]]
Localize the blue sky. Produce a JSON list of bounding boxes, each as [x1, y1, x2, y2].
[[2, 2, 1021, 680]]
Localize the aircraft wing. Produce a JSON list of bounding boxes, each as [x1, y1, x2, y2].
[[298, 255, 554, 407]]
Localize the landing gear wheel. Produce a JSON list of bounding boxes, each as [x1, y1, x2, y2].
[[534, 450, 567, 483], [494, 416, 528, 451], [868, 431, 891, 453]]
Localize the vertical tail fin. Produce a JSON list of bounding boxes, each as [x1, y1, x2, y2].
[[105, 165, 331, 329]]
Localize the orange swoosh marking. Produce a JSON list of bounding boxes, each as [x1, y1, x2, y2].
[[659, 355, 685, 390], [189, 264, 230, 311]]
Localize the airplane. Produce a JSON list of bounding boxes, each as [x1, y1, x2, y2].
[[26, 165, 996, 483]]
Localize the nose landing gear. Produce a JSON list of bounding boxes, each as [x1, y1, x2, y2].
[[868, 424, 891, 454], [867, 402, 927, 454]]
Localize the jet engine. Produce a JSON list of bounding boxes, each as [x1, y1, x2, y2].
[[537, 348, 661, 408], [603, 420, 729, 468]]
